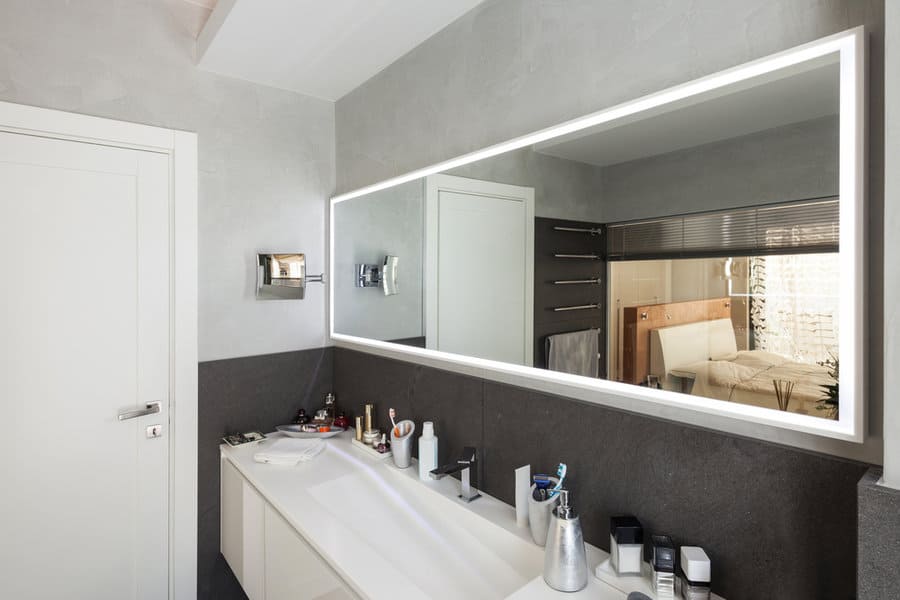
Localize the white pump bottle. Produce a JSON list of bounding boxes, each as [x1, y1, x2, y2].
[[418, 421, 438, 480]]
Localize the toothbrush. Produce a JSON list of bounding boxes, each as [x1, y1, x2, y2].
[[389, 408, 400, 437], [547, 463, 567, 499]]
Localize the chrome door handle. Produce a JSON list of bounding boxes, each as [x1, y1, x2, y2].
[[118, 401, 161, 421]]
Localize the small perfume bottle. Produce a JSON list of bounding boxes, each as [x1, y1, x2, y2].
[[364, 404, 374, 432], [679, 546, 711, 600], [376, 434, 390, 454], [362, 403, 381, 446], [292, 408, 310, 425], [324, 392, 336, 419], [651, 535, 676, 599]]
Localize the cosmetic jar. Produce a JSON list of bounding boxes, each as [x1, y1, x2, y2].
[[610, 516, 644, 576]]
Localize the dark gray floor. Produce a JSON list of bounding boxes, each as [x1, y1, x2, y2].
[[208, 554, 248, 600]]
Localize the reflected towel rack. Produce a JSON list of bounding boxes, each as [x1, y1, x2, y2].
[[554, 253, 601, 259], [553, 277, 601, 285], [552, 303, 601, 312], [553, 226, 601, 235]]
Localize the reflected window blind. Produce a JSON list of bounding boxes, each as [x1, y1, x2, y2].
[[606, 198, 839, 260]]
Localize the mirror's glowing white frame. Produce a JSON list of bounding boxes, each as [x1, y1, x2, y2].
[[329, 27, 866, 444]]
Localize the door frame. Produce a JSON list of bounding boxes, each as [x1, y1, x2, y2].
[[0, 101, 198, 599], [424, 174, 535, 366]]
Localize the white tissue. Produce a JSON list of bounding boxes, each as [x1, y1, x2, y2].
[[253, 438, 325, 465]]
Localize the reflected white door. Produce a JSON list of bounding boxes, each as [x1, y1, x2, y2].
[[425, 174, 534, 365], [0, 132, 170, 599]]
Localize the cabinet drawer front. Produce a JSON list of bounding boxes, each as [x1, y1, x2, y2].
[[264, 504, 358, 600]]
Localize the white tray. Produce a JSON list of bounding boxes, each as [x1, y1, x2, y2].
[[350, 436, 392, 460], [276, 424, 346, 439]]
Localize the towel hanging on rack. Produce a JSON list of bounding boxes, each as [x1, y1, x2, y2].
[[546, 329, 600, 378]]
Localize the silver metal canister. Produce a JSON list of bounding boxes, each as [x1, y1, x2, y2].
[[542, 489, 588, 592], [528, 478, 560, 546], [390, 420, 415, 468]]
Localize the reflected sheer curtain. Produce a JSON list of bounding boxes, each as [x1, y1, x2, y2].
[[748, 252, 839, 363]]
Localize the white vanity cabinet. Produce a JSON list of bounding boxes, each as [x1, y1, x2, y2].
[[221, 457, 266, 599], [221, 456, 359, 600], [264, 504, 358, 600]]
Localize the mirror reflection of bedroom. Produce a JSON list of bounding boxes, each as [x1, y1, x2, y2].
[[608, 248, 839, 419], [543, 53, 842, 421]]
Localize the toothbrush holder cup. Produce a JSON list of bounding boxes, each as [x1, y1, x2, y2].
[[528, 479, 560, 546], [390, 420, 416, 469]]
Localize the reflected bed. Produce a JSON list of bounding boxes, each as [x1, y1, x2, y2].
[[651, 318, 835, 417]]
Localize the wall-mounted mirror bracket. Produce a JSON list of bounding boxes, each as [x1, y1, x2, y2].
[[257, 253, 325, 300], [356, 255, 399, 296]]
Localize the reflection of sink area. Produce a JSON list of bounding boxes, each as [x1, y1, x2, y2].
[[307, 455, 543, 599]]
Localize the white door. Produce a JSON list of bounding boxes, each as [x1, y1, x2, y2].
[[425, 175, 534, 366], [0, 131, 170, 599]]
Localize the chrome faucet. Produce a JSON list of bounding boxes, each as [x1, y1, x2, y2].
[[429, 446, 481, 502]]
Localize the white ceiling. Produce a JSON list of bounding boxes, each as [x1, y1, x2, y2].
[[535, 59, 840, 168], [196, 0, 485, 101]]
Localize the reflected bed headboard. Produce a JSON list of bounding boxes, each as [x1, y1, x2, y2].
[[650, 318, 737, 380], [621, 297, 733, 384]]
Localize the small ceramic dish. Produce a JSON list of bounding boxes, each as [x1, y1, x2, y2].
[[275, 425, 346, 439]]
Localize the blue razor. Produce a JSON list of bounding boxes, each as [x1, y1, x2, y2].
[[533, 474, 553, 489]]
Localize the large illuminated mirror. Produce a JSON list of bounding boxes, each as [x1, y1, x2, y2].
[[330, 29, 865, 442]]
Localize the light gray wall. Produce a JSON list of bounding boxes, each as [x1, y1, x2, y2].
[[670, 259, 728, 302], [333, 179, 424, 341], [0, 0, 335, 361], [443, 115, 837, 224], [445, 147, 604, 221], [335, 0, 884, 464], [600, 116, 838, 222]]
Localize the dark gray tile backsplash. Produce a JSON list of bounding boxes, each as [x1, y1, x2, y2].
[[198, 347, 333, 600], [858, 468, 900, 600], [334, 348, 483, 470], [197, 345, 869, 599], [483, 381, 864, 600], [333, 347, 867, 600]]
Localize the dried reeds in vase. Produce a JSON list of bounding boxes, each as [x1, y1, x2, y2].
[[773, 379, 795, 412]]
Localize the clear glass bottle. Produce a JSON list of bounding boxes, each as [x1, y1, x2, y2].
[[651, 535, 676, 599]]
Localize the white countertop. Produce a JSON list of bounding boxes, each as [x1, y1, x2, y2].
[[221, 431, 662, 599]]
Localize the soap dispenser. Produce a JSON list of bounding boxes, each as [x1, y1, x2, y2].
[[543, 489, 588, 592]]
